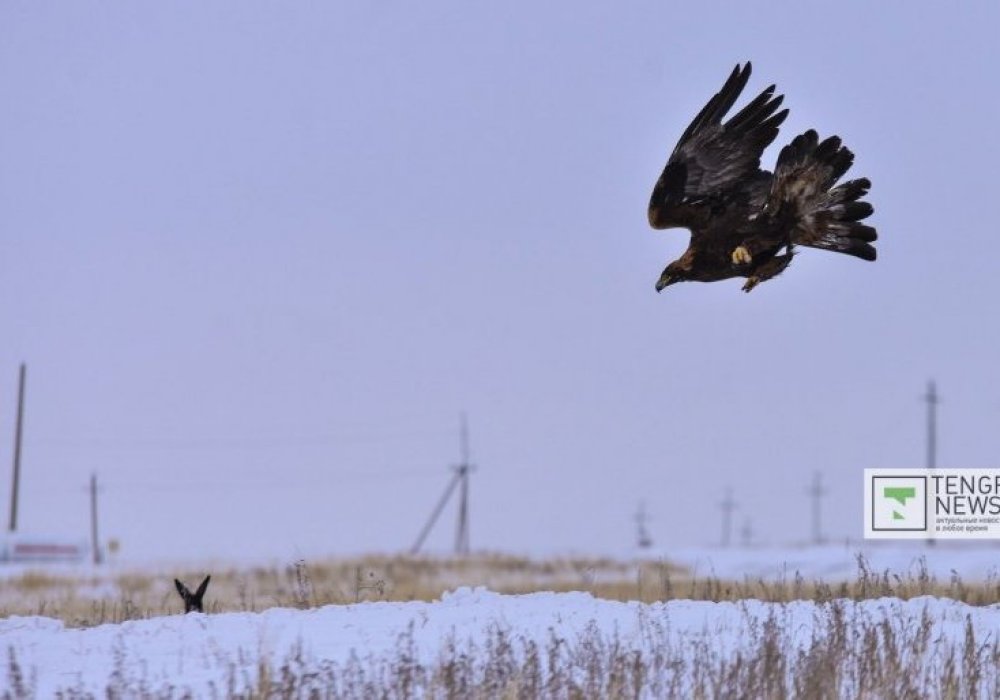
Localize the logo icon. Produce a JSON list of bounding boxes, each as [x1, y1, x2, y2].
[[871, 475, 927, 531]]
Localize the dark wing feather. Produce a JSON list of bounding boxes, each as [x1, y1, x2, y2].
[[648, 62, 788, 230]]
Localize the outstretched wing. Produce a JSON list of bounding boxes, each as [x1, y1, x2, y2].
[[648, 62, 788, 230]]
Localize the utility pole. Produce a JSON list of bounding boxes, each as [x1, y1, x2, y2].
[[634, 501, 653, 549], [924, 380, 939, 470], [720, 487, 737, 547], [410, 470, 461, 555], [923, 380, 939, 547], [9, 363, 26, 532], [410, 414, 475, 556], [453, 413, 471, 555], [90, 473, 103, 565], [740, 517, 753, 547], [807, 471, 827, 545]]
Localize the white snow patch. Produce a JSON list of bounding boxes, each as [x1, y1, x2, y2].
[[2, 588, 998, 697]]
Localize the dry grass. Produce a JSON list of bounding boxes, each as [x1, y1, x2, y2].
[[1, 552, 998, 628], [6, 594, 998, 698], [232, 606, 999, 698], [3, 553, 999, 697]]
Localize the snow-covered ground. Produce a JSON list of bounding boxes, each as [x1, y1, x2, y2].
[[2, 545, 999, 696], [3, 588, 998, 697], [658, 542, 1000, 581], [5, 541, 996, 585]]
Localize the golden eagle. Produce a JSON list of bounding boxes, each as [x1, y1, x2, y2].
[[649, 63, 877, 293]]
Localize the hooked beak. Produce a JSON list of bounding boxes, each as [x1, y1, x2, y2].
[[655, 274, 676, 293]]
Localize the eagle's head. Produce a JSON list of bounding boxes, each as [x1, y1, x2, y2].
[[655, 251, 694, 292]]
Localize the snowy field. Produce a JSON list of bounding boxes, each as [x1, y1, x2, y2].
[[659, 542, 1000, 581], [5, 541, 997, 587], [3, 587, 999, 698], [2, 545, 999, 697]]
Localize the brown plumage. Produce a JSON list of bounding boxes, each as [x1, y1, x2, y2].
[[649, 63, 877, 293]]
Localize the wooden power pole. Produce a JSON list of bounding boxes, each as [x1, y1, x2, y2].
[[808, 471, 827, 545], [924, 380, 939, 547], [635, 501, 653, 549], [720, 487, 737, 547], [924, 380, 939, 471], [740, 517, 753, 547], [410, 414, 475, 556], [453, 414, 471, 555], [90, 473, 103, 564], [9, 363, 26, 532]]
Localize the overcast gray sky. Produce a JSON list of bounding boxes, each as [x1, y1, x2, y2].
[[2, 1, 999, 562]]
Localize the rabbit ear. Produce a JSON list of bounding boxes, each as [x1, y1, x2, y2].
[[174, 579, 191, 598], [194, 575, 211, 600]]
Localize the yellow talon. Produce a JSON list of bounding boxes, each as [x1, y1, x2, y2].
[[732, 246, 752, 265]]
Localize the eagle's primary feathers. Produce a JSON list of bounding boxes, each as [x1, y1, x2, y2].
[[649, 62, 877, 293]]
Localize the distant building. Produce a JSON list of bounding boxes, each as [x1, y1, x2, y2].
[[0, 534, 86, 563]]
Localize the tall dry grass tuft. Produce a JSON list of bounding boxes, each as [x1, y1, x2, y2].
[[4, 647, 34, 700]]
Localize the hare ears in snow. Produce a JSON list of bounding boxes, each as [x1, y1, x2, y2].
[[174, 575, 211, 613]]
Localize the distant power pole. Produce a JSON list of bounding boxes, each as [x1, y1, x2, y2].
[[8, 363, 26, 533], [924, 380, 939, 471], [719, 487, 737, 547], [410, 414, 475, 556], [90, 473, 103, 565], [740, 517, 753, 547], [454, 414, 472, 555], [923, 380, 940, 548], [634, 501, 653, 549], [807, 472, 827, 545], [410, 470, 461, 555]]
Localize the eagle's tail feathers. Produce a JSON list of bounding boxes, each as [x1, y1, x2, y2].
[[774, 130, 854, 190], [833, 201, 874, 223], [769, 130, 877, 262], [830, 177, 871, 204], [849, 223, 878, 242], [796, 221, 877, 261]]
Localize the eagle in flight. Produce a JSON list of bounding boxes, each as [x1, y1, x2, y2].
[[649, 62, 877, 293]]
